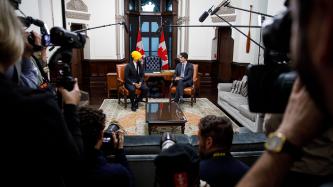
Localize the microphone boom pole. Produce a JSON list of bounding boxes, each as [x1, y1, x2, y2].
[[214, 14, 265, 50], [74, 22, 123, 33]]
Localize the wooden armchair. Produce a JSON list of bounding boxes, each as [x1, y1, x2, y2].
[[116, 64, 148, 108], [169, 64, 199, 106]]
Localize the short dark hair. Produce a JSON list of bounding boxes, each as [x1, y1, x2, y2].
[[198, 115, 233, 151], [180, 52, 188, 60], [78, 107, 106, 149]]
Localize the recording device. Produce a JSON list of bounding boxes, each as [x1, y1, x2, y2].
[[155, 135, 200, 187], [199, 5, 213, 22], [211, 0, 230, 16], [101, 122, 120, 155], [48, 27, 86, 91], [19, 16, 50, 50], [247, 6, 295, 113], [160, 132, 176, 151]]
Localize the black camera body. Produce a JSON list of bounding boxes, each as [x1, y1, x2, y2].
[[247, 5, 296, 113], [48, 27, 86, 91], [101, 122, 120, 155]]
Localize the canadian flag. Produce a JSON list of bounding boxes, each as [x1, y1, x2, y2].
[[136, 28, 145, 57], [158, 30, 169, 70]]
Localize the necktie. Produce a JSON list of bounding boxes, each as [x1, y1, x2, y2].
[[181, 63, 185, 77]]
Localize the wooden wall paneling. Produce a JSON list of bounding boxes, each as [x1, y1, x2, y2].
[[217, 27, 234, 82]]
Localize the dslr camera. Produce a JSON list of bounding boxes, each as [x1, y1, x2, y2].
[[247, 1, 296, 113], [101, 121, 120, 155]]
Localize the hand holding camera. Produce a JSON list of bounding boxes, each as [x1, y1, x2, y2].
[[277, 78, 324, 147], [58, 78, 81, 105], [111, 129, 125, 149]]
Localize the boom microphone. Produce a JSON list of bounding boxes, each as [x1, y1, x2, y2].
[[199, 5, 213, 22], [211, 0, 230, 15]]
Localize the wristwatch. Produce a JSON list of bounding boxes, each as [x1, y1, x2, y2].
[[265, 132, 303, 160]]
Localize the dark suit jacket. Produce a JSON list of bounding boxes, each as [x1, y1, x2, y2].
[[174, 62, 193, 85], [124, 61, 145, 86]]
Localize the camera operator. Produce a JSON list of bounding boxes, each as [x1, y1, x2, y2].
[[198, 115, 249, 187], [78, 106, 133, 187], [237, 0, 333, 186], [19, 30, 49, 89], [0, 0, 83, 186]]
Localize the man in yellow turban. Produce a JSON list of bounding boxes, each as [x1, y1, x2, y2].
[[124, 51, 148, 111]]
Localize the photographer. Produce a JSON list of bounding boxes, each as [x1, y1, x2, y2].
[[0, 0, 83, 186], [198, 115, 249, 187], [78, 106, 133, 187], [237, 0, 333, 186]]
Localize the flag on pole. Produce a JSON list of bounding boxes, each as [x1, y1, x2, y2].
[[158, 30, 169, 70], [136, 28, 145, 57]]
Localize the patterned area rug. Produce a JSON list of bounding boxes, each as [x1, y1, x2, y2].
[[99, 98, 238, 136]]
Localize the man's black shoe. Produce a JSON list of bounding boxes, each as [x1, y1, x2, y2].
[[131, 106, 136, 112], [178, 98, 185, 104]]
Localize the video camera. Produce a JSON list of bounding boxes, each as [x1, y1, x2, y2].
[[247, 1, 296, 113], [48, 27, 86, 91], [10, 0, 86, 91]]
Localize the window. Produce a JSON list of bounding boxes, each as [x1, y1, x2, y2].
[[166, 0, 172, 12], [141, 0, 160, 12], [129, 0, 137, 11]]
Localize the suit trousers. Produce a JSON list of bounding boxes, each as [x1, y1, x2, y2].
[[174, 79, 192, 100], [125, 83, 148, 104]]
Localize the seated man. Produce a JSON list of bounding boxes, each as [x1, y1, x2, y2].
[[198, 115, 249, 187], [78, 106, 133, 187], [125, 50, 148, 111], [173, 52, 193, 103]]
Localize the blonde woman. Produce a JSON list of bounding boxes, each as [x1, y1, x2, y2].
[[0, 0, 83, 186]]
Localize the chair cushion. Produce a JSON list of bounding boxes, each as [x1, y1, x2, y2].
[[169, 86, 193, 95], [238, 104, 256, 122], [119, 87, 142, 95], [184, 87, 193, 95], [170, 86, 176, 93]]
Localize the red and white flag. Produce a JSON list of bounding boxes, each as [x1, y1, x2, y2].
[[136, 28, 145, 57], [158, 30, 169, 70]]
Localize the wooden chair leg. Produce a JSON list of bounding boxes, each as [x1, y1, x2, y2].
[[118, 92, 120, 104], [191, 96, 193, 107]]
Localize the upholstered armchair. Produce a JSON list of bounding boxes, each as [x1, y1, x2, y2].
[[169, 64, 199, 106], [116, 64, 148, 108]]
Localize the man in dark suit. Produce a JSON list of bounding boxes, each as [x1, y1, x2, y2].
[[173, 52, 193, 103], [125, 51, 148, 111]]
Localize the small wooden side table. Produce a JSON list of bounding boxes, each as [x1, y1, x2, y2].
[[106, 73, 117, 98]]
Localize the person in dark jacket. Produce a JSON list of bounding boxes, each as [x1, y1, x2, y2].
[[198, 115, 249, 187], [0, 1, 83, 186], [78, 107, 133, 187], [124, 50, 148, 111], [172, 52, 193, 103]]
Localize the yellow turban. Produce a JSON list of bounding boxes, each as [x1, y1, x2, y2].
[[131, 51, 142, 61]]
